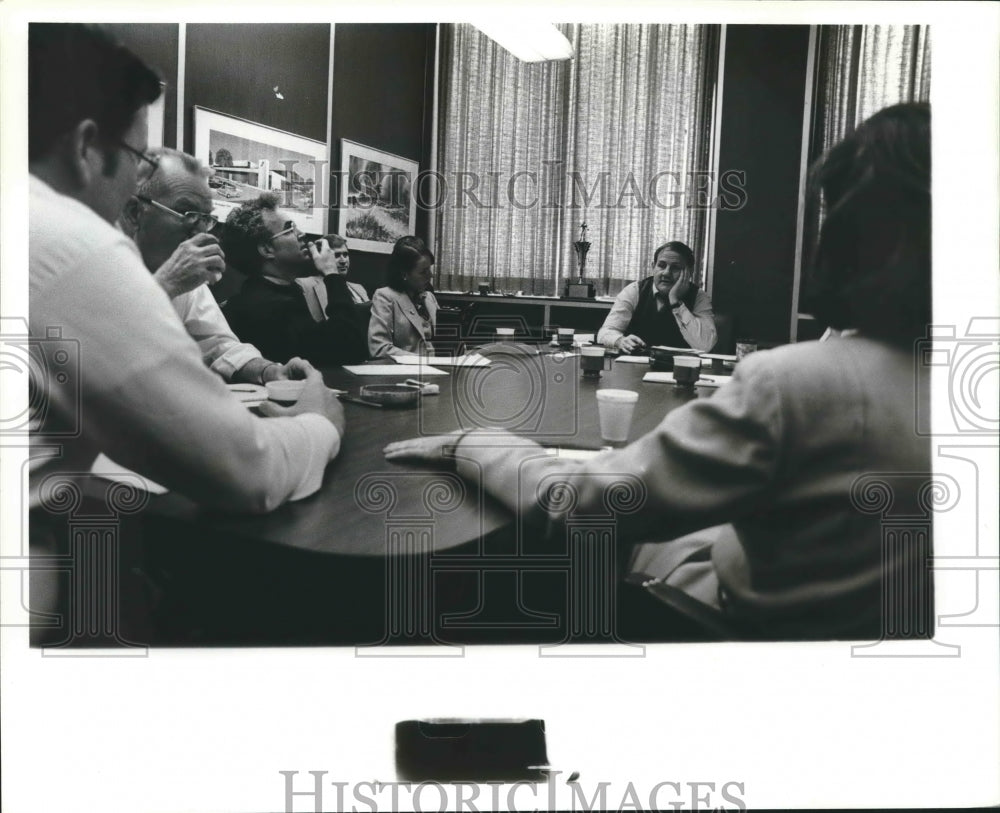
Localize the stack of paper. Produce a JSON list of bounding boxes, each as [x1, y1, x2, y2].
[[91, 454, 168, 494], [343, 364, 449, 376], [642, 372, 728, 388], [393, 354, 491, 368]]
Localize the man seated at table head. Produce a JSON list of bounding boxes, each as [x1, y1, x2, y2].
[[368, 235, 439, 358], [321, 233, 370, 304], [596, 240, 717, 354], [221, 194, 369, 366], [28, 23, 345, 515], [119, 147, 306, 385]]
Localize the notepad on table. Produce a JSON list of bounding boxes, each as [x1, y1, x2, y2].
[[393, 354, 490, 367], [226, 382, 267, 406], [642, 372, 728, 388], [91, 454, 168, 494], [544, 446, 607, 461], [343, 364, 448, 376]]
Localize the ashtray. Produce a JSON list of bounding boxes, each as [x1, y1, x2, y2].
[[359, 384, 420, 408]]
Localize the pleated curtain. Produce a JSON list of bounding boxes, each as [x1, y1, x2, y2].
[[435, 24, 718, 296]]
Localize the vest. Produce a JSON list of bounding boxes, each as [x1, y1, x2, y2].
[[624, 276, 699, 348]]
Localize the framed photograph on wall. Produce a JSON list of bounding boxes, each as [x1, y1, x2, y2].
[[193, 106, 328, 234], [338, 139, 418, 254]]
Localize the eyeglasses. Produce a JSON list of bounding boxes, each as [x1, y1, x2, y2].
[[118, 141, 160, 172], [135, 195, 219, 233], [267, 220, 299, 242]]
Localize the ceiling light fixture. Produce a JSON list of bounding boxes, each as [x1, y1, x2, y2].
[[472, 23, 574, 63]]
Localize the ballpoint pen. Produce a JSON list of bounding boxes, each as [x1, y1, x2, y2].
[[337, 394, 383, 408]]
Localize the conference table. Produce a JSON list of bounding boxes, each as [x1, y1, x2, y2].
[[75, 348, 734, 646]]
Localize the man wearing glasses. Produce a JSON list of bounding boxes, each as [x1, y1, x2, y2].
[[120, 147, 302, 384], [221, 193, 369, 366], [28, 24, 346, 521]]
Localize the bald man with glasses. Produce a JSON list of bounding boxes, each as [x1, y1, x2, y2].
[[119, 147, 305, 384]]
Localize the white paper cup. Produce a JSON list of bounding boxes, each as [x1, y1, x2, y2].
[[596, 389, 639, 443], [496, 327, 516, 337], [265, 380, 305, 404]]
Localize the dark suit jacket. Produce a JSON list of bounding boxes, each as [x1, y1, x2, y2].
[[223, 275, 369, 366]]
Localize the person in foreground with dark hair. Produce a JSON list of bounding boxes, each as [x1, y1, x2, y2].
[[221, 194, 369, 365], [368, 235, 440, 358], [596, 240, 717, 354], [385, 103, 932, 640], [29, 24, 345, 514]]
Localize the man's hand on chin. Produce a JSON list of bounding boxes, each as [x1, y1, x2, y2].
[[307, 238, 344, 276]]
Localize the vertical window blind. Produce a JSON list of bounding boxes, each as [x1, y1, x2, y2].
[[434, 24, 719, 297]]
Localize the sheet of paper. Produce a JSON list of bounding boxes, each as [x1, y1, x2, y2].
[[91, 454, 168, 495], [544, 446, 607, 461], [343, 364, 449, 376], [226, 382, 266, 406], [616, 355, 714, 366], [642, 372, 728, 388], [393, 354, 491, 367]]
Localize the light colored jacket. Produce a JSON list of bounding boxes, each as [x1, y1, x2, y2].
[[450, 336, 930, 638], [368, 286, 438, 358]]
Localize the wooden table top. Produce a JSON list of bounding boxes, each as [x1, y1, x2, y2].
[[136, 351, 727, 557]]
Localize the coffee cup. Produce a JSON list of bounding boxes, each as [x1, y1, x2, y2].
[[265, 379, 305, 405], [701, 353, 736, 374], [496, 327, 516, 340], [557, 328, 575, 348], [672, 355, 701, 386], [580, 345, 606, 378], [596, 389, 639, 444]]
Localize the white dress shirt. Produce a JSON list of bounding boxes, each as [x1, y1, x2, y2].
[[171, 284, 263, 381], [29, 175, 340, 513], [596, 282, 717, 351]]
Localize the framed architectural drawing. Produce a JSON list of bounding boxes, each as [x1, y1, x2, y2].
[[193, 106, 328, 234], [338, 139, 418, 253]]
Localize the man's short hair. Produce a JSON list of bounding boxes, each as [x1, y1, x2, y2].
[[650, 240, 696, 271], [223, 192, 282, 276], [323, 233, 348, 249], [29, 23, 162, 166], [136, 147, 209, 200]]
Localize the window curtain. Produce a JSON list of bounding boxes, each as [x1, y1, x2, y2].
[[812, 25, 931, 158], [435, 24, 718, 297], [799, 24, 931, 324]]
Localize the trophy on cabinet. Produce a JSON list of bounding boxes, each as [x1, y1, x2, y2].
[[564, 223, 596, 299]]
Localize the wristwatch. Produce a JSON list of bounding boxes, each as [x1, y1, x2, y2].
[[670, 300, 684, 311]]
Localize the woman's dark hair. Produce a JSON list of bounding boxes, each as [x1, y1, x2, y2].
[[386, 235, 435, 292], [802, 102, 930, 345], [28, 24, 162, 166], [650, 241, 696, 271]]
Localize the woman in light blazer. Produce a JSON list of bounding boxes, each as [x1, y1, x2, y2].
[[368, 236, 439, 358]]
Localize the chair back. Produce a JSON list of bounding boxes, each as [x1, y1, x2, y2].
[[713, 311, 735, 355]]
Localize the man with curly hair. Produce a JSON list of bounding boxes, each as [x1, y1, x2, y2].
[[222, 193, 369, 365]]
